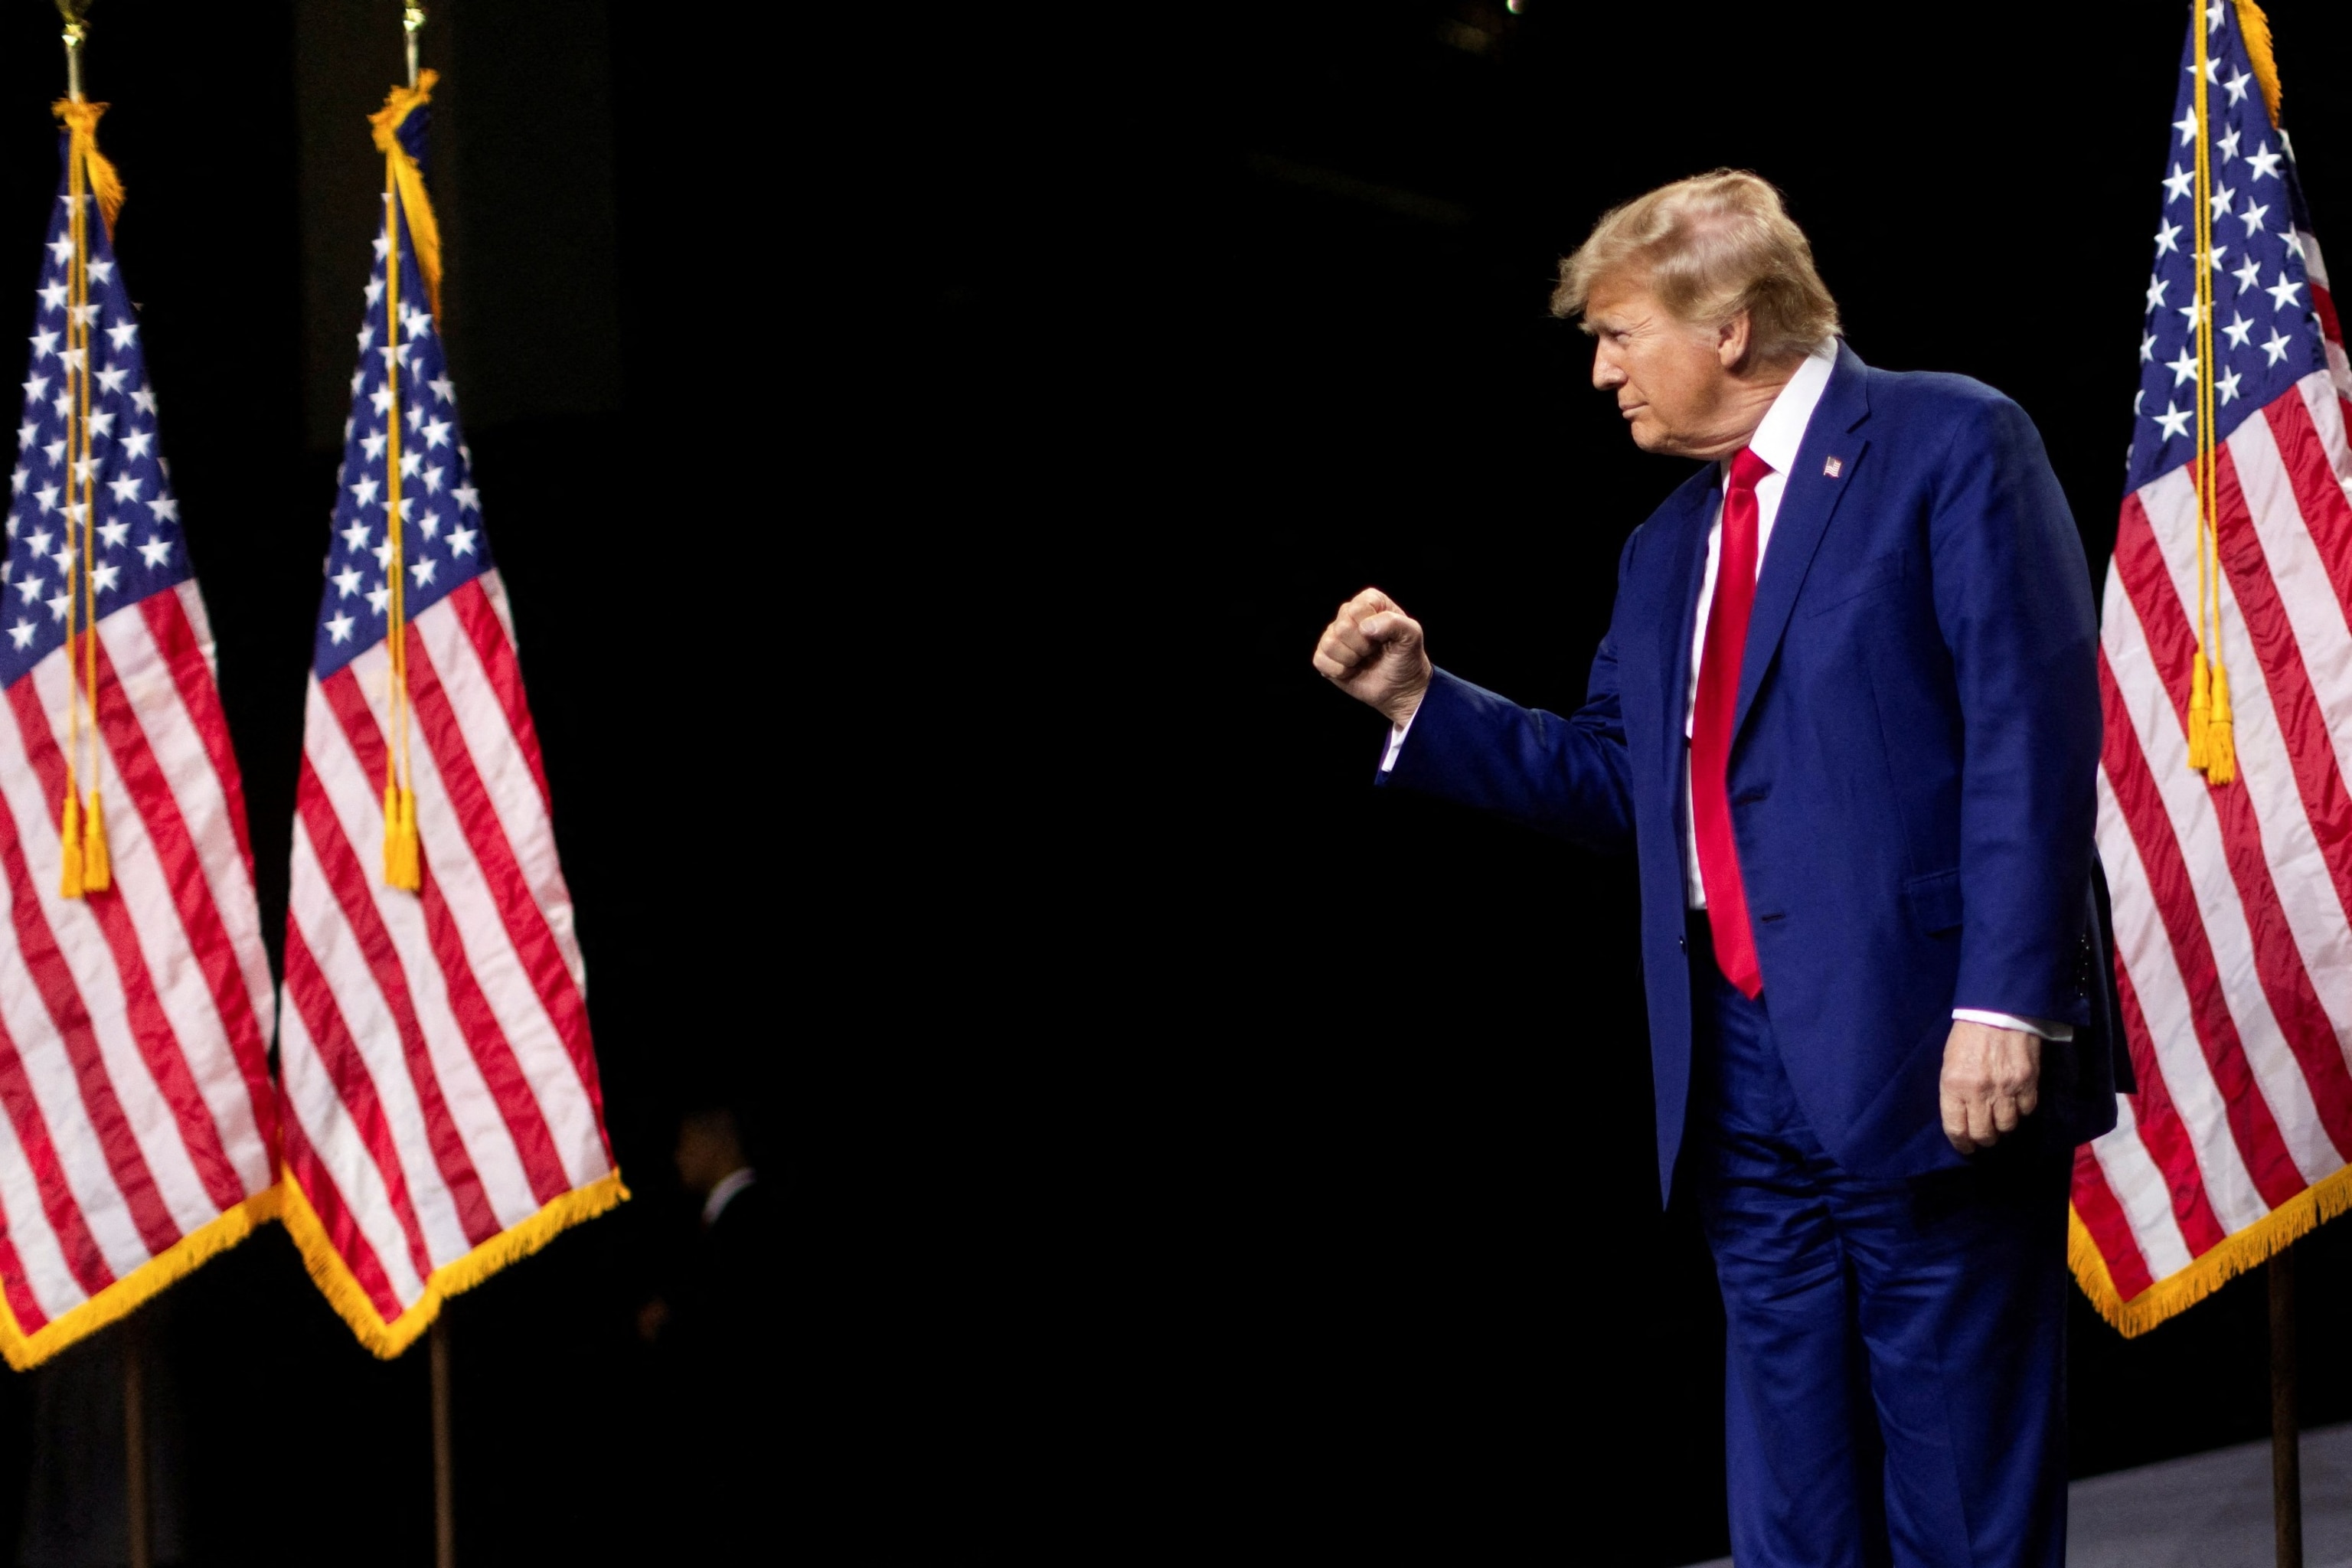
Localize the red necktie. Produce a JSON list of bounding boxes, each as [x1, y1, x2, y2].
[[1692, 447, 1772, 998]]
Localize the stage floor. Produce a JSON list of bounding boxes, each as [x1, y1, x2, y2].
[[1678, 1419, 2352, 1567]]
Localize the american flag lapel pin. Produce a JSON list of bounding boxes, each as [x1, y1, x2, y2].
[[1823, 456, 1844, 478]]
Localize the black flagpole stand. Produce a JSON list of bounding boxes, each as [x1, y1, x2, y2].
[[430, 1315, 456, 1568], [2272, 1246, 2303, 1568], [123, 1313, 151, 1568]]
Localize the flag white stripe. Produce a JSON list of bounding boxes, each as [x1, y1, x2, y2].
[[418, 583, 585, 991], [16, 655, 225, 1237], [2091, 1093, 2197, 1280], [407, 606, 603, 1190], [82, 616, 272, 1205], [2213, 409, 2352, 1044], [0, 1082, 86, 1325], [2096, 696, 2276, 1233], [134, 586, 275, 1050], [305, 665, 542, 1236], [0, 663, 198, 1270], [2127, 472, 2339, 1183], [286, 817, 476, 1267], [277, 1001, 426, 1306], [0, 836, 145, 1291]]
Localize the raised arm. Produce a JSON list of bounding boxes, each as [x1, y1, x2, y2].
[[1312, 579, 1636, 854]]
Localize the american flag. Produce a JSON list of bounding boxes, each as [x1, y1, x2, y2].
[[0, 113, 279, 1367], [2071, 0, 2352, 1334], [276, 77, 622, 1356]]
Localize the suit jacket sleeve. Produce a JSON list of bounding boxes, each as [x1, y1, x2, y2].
[[1929, 395, 2102, 1022], [1377, 531, 1640, 855]]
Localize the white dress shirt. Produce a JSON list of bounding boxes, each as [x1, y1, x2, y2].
[[702, 1166, 756, 1227], [1380, 341, 2067, 1040]]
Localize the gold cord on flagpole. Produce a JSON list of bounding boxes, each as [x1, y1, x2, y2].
[[56, 114, 87, 898], [380, 173, 420, 893], [73, 129, 107, 893], [48, 15, 116, 897], [368, 56, 439, 893], [2186, 0, 2236, 786], [2187, 0, 2213, 769]]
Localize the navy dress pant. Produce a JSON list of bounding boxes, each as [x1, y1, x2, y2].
[[1686, 918, 2072, 1568]]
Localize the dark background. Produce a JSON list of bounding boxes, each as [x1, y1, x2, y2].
[[0, 2, 786, 1563], [928, 1, 2352, 1562], [0, 0, 2345, 1562]]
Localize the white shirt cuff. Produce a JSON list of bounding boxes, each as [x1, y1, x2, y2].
[[1952, 1008, 2075, 1042], [1379, 707, 1419, 773]]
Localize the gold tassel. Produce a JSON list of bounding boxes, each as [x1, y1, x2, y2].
[[2187, 651, 2213, 769], [2235, 0, 2282, 126], [383, 781, 403, 887], [383, 784, 421, 891], [57, 793, 83, 900], [2205, 662, 2237, 786], [80, 793, 109, 894], [397, 786, 422, 890]]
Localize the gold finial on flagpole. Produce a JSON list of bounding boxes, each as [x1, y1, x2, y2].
[[403, 5, 426, 90], [55, 0, 95, 103]]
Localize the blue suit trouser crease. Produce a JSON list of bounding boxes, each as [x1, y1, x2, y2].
[[1684, 916, 2071, 1568]]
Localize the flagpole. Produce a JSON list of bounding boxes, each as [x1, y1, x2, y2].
[[2271, 1246, 2302, 1568], [431, 1315, 456, 1568], [59, 18, 150, 1559], [124, 1314, 151, 1568]]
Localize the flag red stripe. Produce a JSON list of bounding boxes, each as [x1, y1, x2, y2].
[[448, 580, 551, 815], [2110, 951, 2231, 1256], [2313, 279, 2343, 352], [416, 870, 568, 1210], [2263, 393, 2352, 619], [2, 684, 191, 1256], [2213, 437, 2352, 937], [137, 591, 254, 871], [408, 629, 605, 1132], [294, 743, 501, 1248], [2097, 633, 2305, 1208], [0, 1194, 50, 1336], [87, 633, 266, 1209], [0, 979, 111, 1302], [280, 1111, 406, 1326], [2072, 1143, 2155, 1302], [282, 923, 436, 1285], [2119, 473, 2352, 1163], [317, 658, 570, 1210]]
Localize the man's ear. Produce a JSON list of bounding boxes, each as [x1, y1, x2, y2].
[[1717, 311, 1753, 371]]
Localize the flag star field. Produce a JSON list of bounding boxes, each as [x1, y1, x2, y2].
[[5, 161, 189, 693], [2128, 11, 2328, 494], [315, 200, 489, 675]]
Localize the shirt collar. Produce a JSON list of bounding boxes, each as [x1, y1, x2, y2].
[[702, 1166, 756, 1227], [1731, 338, 1840, 479]]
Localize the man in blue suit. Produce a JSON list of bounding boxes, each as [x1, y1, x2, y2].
[[1312, 172, 2125, 1567]]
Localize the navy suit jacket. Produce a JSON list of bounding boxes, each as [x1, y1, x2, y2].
[[1383, 345, 2128, 1201]]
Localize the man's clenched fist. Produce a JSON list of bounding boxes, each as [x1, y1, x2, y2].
[[1940, 1020, 2042, 1155], [1313, 588, 1432, 727]]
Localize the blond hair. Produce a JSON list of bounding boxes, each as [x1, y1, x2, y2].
[[1552, 170, 1840, 363]]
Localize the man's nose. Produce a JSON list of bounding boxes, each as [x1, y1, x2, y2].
[[1592, 346, 1623, 391]]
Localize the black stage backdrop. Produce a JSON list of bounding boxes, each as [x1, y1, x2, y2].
[[1, 0, 2351, 1562], [917, 1, 2352, 1561], [0, 4, 789, 1563]]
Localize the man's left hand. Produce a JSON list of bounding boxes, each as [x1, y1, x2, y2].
[[1940, 1021, 2041, 1155]]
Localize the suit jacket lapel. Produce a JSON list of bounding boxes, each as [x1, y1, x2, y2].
[[1731, 344, 1874, 743], [1658, 475, 1717, 792]]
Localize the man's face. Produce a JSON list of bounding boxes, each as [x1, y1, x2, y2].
[[1585, 276, 1743, 458]]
